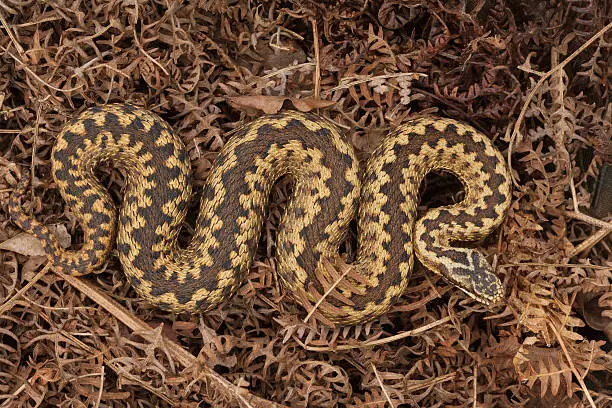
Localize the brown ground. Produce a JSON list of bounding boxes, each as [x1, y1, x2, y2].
[[0, 1, 610, 407]]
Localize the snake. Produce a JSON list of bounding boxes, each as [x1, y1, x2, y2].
[[9, 104, 511, 324]]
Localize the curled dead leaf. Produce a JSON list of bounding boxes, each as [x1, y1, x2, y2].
[[228, 95, 335, 115], [0, 224, 71, 257]]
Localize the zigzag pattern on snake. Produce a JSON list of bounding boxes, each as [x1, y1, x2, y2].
[[9, 104, 511, 324]]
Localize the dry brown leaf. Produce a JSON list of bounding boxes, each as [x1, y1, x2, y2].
[[227, 95, 335, 114], [0, 224, 71, 256]]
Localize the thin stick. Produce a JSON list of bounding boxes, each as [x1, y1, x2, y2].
[[30, 102, 42, 207], [302, 316, 451, 351], [311, 18, 321, 100], [248, 62, 315, 85], [569, 166, 579, 213], [507, 21, 612, 187], [303, 261, 353, 323], [371, 363, 395, 408], [549, 323, 596, 408], [3, 48, 83, 93], [329, 72, 427, 92], [571, 228, 612, 258], [0, 10, 24, 55], [94, 366, 104, 408], [472, 364, 478, 408], [0, 263, 51, 315], [501, 262, 611, 271], [0, 129, 25, 133], [564, 210, 612, 230]]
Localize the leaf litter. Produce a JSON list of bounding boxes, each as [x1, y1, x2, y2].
[[0, 1, 610, 407]]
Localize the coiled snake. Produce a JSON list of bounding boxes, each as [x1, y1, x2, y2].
[[9, 104, 511, 324]]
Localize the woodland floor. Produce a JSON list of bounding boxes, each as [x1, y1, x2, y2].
[[0, 1, 611, 407]]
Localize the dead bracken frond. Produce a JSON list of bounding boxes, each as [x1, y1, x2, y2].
[[0, 0, 610, 407]]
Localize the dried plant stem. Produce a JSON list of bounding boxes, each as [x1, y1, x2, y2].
[[330, 72, 426, 92], [311, 18, 321, 100], [0, 263, 51, 315], [1, 382, 25, 408], [0, 10, 24, 54], [472, 364, 478, 408], [302, 316, 452, 351], [303, 260, 353, 323], [572, 228, 612, 257], [563, 210, 612, 256], [564, 210, 612, 230], [507, 20, 612, 187], [94, 366, 104, 408], [249, 62, 315, 85], [0, 128, 25, 133], [549, 323, 596, 408], [371, 363, 395, 408], [569, 168, 579, 212], [54, 270, 288, 408], [30, 102, 42, 206], [502, 262, 611, 270]]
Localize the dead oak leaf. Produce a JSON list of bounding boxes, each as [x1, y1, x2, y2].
[[228, 95, 335, 115], [0, 224, 71, 257]]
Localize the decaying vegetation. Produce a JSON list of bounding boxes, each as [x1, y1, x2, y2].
[[0, 0, 610, 406]]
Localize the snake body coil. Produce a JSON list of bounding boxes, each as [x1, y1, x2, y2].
[[9, 104, 511, 324]]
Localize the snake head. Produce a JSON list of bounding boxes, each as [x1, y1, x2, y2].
[[451, 250, 504, 306]]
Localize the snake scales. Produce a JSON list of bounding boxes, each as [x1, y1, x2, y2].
[[9, 104, 511, 324]]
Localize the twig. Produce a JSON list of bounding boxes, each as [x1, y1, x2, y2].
[[301, 316, 452, 351], [248, 62, 315, 86], [0, 129, 25, 133], [572, 228, 612, 258], [30, 102, 43, 207], [0, 383, 25, 408], [329, 72, 427, 92], [0, 263, 51, 315], [0, 9, 24, 55], [311, 18, 321, 100], [12, 16, 63, 28], [303, 260, 353, 323], [569, 165, 579, 213], [507, 21, 612, 188], [371, 363, 395, 408], [561, 210, 612, 256], [564, 210, 612, 230], [549, 323, 596, 408], [94, 366, 104, 408], [501, 262, 611, 271], [472, 364, 478, 408]]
